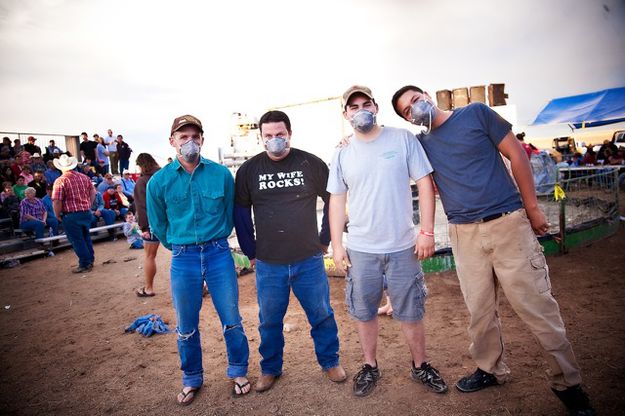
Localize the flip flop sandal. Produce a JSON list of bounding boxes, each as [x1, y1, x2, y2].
[[232, 380, 251, 397], [135, 287, 155, 297], [177, 386, 200, 406]]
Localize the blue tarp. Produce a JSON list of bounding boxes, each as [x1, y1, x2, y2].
[[533, 87, 625, 128]]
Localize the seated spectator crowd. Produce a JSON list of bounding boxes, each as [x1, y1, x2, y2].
[[1, 134, 136, 239]]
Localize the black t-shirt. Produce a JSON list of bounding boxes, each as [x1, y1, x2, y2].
[[235, 148, 329, 264], [28, 180, 47, 198], [79, 141, 98, 162], [117, 141, 132, 160], [24, 144, 41, 155]]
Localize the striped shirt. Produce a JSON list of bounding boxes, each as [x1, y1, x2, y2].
[[52, 170, 93, 212], [19, 197, 46, 223]]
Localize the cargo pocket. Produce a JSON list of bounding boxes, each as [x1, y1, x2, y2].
[[530, 253, 551, 294], [414, 271, 428, 300]]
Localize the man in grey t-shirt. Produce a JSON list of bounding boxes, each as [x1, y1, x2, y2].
[[327, 85, 448, 397]]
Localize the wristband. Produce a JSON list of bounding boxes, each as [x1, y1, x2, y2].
[[419, 230, 434, 237]]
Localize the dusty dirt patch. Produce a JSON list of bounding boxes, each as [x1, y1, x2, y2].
[[1, 219, 624, 415]]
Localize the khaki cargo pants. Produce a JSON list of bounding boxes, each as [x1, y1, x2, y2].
[[449, 209, 582, 389]]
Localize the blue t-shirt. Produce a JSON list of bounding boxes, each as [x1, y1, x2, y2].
[[96, 144, 109, 165], [419, 103, 522, 223]]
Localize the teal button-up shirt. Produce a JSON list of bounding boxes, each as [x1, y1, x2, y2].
[[146, 157, 234, 250]]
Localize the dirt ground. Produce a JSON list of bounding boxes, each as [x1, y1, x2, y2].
[[1, 215, 624, 415]]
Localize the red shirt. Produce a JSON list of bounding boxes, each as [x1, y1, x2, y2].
[[52, 170, 93, 212], [102, 191, 125, 209]]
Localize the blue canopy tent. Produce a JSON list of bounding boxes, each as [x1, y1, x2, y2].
[[533, 87, 625, 128]]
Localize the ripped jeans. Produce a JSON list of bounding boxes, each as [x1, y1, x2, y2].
[[170, 239, 249, 388]]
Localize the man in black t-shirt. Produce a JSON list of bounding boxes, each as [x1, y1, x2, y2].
[[24, 136, 42, 156], [234, 110, 345, 393], [79, 132, 98, 165]]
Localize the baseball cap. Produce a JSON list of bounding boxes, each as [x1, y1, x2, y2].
[[171, 114, 203, 136], [342, 85, 374, 108]]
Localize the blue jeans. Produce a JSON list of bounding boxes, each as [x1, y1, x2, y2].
[[92, 209, 116, 226], [63, 211, 94, 268], [20, 220, 45, 238], [119, 159, 129, 173], [256, 253, 340, 376], [130, 240, 143, 249], [46, 216, 59, 236], [170, 239, 249, 388]]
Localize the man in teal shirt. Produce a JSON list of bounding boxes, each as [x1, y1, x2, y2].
[[147, 114, 250, 406]]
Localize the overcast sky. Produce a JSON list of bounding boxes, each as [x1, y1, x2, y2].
[[1, 0, 624, 166]]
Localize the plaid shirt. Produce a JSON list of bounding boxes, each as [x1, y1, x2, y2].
[[19, 197, 46, 223], [52, 170, 92, 213]]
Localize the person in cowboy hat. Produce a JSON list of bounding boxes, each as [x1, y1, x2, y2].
[[52, 154, 96, 273]]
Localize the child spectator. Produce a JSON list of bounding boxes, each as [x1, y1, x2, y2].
[[122, 211, 143, 249], [1, 181, 13, 203], [13, 176, 28, 200]]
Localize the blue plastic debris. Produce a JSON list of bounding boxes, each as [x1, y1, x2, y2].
[[124, 313, 170, 337]]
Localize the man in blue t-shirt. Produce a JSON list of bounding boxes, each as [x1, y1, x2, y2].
[[391, 85, 594, 416]]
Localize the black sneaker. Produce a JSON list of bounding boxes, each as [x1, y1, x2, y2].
[[552, 385, 596, 416], [456, 368, 499, 392], [353, 363, 381, 397], [410, 361, 448, 394]]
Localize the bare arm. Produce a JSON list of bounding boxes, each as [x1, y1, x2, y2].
[[497, 132, 548, 235], [415, 175, 435, 260], [329, 193, 350, 274]]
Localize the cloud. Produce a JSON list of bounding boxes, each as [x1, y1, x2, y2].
[[1, 0, 624, 163]]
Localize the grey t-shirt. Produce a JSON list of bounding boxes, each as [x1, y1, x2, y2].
[[327, 126, 432, 253]]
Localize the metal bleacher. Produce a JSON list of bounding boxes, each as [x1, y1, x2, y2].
[[0, 218, 124, 266]]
